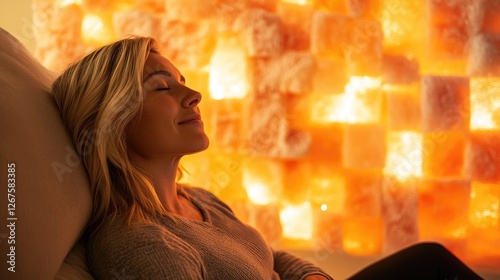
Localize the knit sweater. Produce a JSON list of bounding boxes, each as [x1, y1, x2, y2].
[[87, 187, 333, 280]]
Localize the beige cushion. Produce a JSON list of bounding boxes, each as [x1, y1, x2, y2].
[[0, 28, 92, 280]]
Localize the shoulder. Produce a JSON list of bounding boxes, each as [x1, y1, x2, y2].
[[87, 217, 205, 279]]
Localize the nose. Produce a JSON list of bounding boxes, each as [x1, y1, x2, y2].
[[182, 87, 202, 108]]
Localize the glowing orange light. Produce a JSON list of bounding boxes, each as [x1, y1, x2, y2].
[[81, 13, 114, 46], [470, 77, 500, 130], [280, 202, 313, 240], [384, 132, 423, 180]]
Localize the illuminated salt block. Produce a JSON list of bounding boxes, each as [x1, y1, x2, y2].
[[425, 0, 469, 59], [113, 10, 162, 39], [158, 19, 217, 70], [247, 93, 288, 157], [312, 58, 347, 94], [422, 131, 467, 178], [313, 205, 343, 250], [346, 0, 381, 18], [233, 9, 282, 57], [280, 202, 313, 248], [209, 36, 247, 99], [380, 0, 424, 56], [209, 99, 244, 152], [465, 130, 500, 184], [467, 182, 500, 267], [82, 0, 115, 11], [469, 0, 500, 34], [418, 178, 470, 242], [277, 0, 314, 50], [344, 170, 382, 216], [248, 204, 282, 248], [282, 160, 311, 203], [245, 0, 278, 11], [343, 124, 386, 170], [283, 128, 311, 158], [311, 12, 348, 59], [283, 93, 310, 128], [134, 0, 164, 13], [384, 84, 421, 131], [342, 216, 383, 256], [470, 77, 500, 130], [381, 176, 418, 253], [247, 58, 280, 96], [315, 0, 348, 14], [382, 55, 419, 85], [309, 170, 345, 214], [384, 132, 423, 179], [279, 51, 314, 94], [243, 157, 283, 205], [165, 0, 215, 21], [421, 76, 470, 133], [206, 152, 245, 200], [344, 19, 383, 77], [307, 124, 343, 165], [468, 33, 500, 77]]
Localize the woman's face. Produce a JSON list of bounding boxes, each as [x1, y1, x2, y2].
[[126, 52, 209, 162]]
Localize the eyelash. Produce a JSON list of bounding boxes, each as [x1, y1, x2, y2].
[[156, 87, 170, 91]]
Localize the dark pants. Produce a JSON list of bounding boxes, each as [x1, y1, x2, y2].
[[347, 242, 483, 280]]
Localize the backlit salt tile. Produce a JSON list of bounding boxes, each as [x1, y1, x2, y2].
[[279, 51, 314, 94], [343, 124, 386, 170], [345, 19, 383, 77], [315, 0, 348, 14], [165, 0, 216, 21], [382, 55, 419, 85], [421, 76, 470, 133], [418, 178, 470, 242], [380, 0, 425, 56], [342, 216, 383, 255], [113, 10, 162, 39], [465, 130, 500, 184], [247, 93, 288, 157], [470, 77, 500, 130], [425, 0, 469, 60], [311, 11, 349, 59], [346, 0, 381, 18], [280, 202, 313, 247], [157, 19, 217, 70], [385, 132, 423, 179], [206, 152, 245, 199], [422, 131, 467, 178], [344, 170, 382, 216], [82, 0, 117, 11], [283, 160, 311, 203], [382, 176, 419, 253], [247, 57, 281, 97], [210, 99, 245, 153], [312, 58, 347, 95], [283, 93, 311, 129], [468, 33, 500, 77], [469, 0, 500, 34], [209, 35, 248, 99], [313, 205, 343, 251], [246, 0, 278, 11], [233, 9, 282, 57], [310, 167, 345, 214], [133, 0, 164, 13], [283, 129, 311, 158], [467, 182, 500, 267], [384, 84, 421, 131], [307, 124, 343, 165], [82, 12, 115, 46], [277, 0, 314, 50], [243, 157, 283, 205]]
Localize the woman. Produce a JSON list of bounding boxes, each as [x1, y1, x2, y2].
[[52, 37, 482, 280]]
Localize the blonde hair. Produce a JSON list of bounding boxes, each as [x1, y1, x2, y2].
[[52, 37, 178, 235]]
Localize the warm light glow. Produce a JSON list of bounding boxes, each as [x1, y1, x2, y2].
[[470, 77, 500, 130], [81, 13, 114, 46], [310, 176, 345, 214], [469, 183, 500, 229], [209, 38, 248, 100], [280, 0, 309, 5], [343, 217, 383, 255], [320, 204, 328, 211], [311, 76, 382, 124], [384, 132, 423, 180], [280, 202, 313, 240], [243, 159, 282, 205], [58, 0, 82, 6]]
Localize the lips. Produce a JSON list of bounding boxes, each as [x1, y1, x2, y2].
[[178, 114, 202, 125]]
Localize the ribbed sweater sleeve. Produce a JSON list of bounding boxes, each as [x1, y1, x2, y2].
[[273, 250, 334, 280]]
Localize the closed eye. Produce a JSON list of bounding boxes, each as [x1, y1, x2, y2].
[[156, 87, 170, 91]]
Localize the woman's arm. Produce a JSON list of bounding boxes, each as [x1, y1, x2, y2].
[[273, 250, 334, 280]]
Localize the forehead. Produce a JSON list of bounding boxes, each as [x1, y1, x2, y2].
[[143, 52, 181, 80]]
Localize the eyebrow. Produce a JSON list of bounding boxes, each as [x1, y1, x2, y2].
[[143, 70, 186, 84]]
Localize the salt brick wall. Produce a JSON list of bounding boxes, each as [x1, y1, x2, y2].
[[33, 0, 500, 267]]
